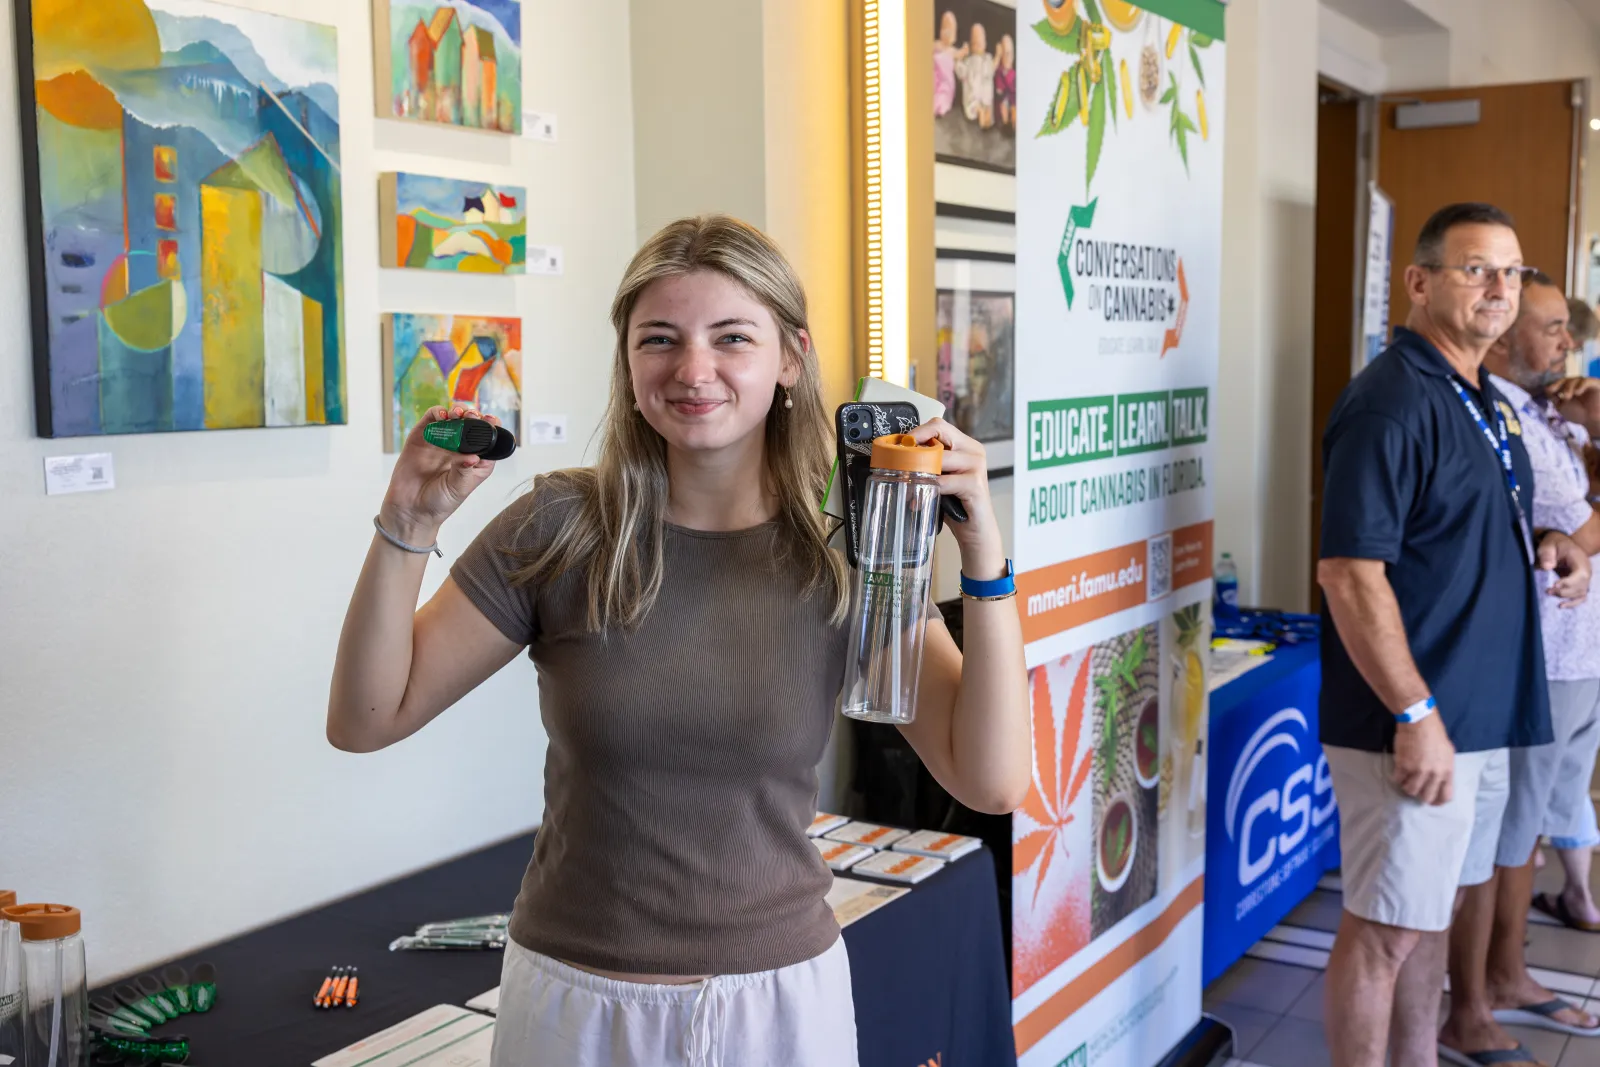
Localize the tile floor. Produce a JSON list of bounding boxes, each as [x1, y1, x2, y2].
[[1205, 848, 1600, 1067]]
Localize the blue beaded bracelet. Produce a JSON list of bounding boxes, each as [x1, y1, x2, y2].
[[961, 559, 1016, 600]]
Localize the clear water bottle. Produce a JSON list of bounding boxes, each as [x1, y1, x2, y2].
[[1215, 552, 1239, 621], [0, 892, 20, 1065], [4, 903, 89, 1067], [842, 434, 945, 725]]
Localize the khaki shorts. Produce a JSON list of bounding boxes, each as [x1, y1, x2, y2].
[[1324, 745, 1509, 932], [1498, 679, 1600, 866]]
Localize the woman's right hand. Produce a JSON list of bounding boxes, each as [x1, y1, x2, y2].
[[379, 405, 501, 542]]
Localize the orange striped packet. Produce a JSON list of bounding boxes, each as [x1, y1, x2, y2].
[[821, 821, 910, 849]]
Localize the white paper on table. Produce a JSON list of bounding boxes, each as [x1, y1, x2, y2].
[[825, 875, 908, 928], [312, 1004, 494, 1067], [466, 986, 500, 1015], [1208, 649, 1274, 690]]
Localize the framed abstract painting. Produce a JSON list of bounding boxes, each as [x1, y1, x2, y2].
[[372, 0, 522, 133], [15, 0, 345, 437], [382, 313, 522, 452], [378, 172, 526, 273]]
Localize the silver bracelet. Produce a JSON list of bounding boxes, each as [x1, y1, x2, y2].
[[373, 516, 442, 558]]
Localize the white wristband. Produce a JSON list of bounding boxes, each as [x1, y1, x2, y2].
[[1395, 695, 1436, 724]]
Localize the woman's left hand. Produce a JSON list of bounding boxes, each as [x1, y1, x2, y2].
[[910, 418, 1008, 579]]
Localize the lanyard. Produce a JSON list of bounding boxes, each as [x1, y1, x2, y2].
[[1449, 378, 1535, 565]]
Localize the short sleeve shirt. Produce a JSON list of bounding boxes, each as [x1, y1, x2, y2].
[[1488, 374, 1600, 681], [1318, 327, 1551, 753]]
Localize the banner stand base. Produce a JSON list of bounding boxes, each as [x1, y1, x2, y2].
[[1156, 1014, 1236, 1067]]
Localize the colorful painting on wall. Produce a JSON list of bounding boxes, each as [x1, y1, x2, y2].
[[382, 313, 521, 452], [935, 288, 1014, 443], [16, 0, 345, 437], [379, 172, 526, 273], [372, 0, 522, 133]]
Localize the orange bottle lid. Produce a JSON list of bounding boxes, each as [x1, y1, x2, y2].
[[870, 434, 943, 475], [2, 904, 80, 941]]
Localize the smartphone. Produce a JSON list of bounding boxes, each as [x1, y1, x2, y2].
[[835, 402, 969, 567]]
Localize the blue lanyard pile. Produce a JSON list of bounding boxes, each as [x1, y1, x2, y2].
[[1449, 377, 1535, 565]]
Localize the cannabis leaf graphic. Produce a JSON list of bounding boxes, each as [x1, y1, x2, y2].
[[1016, 656, 1094, 906]]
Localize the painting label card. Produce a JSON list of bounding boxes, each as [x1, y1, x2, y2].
[[522, 414, 566, 445], [44, 453, 115, 495], [524, 245, 564, 275], [521, 110, 557, 141]]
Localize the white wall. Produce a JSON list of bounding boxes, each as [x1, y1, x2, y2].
[[1217, 0, 1320, 611], [0, 0, 637, 983], [628, 0, 767, 244]]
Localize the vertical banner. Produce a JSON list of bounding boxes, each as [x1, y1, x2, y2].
[[1362, 185, 1395, 368], [1012, 2, 1224, 1065]]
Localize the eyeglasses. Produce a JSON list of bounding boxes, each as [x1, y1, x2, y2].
[[1420, 263, 1541, 288]]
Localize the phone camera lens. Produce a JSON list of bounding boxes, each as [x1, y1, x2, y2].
[[848, 429, 861, 440]]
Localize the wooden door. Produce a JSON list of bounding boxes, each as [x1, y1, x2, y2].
[[1379, 80, 1583, 332], [1310, 93, 1360, 609]]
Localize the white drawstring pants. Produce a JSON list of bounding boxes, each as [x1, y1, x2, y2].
[[488, 936, 859, 1067]]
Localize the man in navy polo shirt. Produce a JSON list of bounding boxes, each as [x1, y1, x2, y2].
[[1318, 202, 1591, 1067]]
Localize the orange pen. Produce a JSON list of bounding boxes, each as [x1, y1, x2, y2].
[[313, 968, 335, 1008], [344, 968, 359, 1008], [329, 967, 350, 1007]]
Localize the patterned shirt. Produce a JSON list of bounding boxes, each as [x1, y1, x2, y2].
[[1490, 374, 1600, 680]]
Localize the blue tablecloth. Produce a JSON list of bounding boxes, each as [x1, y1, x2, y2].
[[90, 832, 1015, 1067], [1202, 639, 1340, 984], [845, 847, 1017, 1065]]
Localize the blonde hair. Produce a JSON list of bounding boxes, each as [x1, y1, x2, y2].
[[514, 215, 848, 632]]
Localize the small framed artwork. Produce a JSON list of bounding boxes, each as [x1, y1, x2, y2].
[[379, 172, 527, 273], [936, 287, 1014, 445], [933, 0, 1017, 174], [372, 0, 522, 133], [382, 313, 522, 451]]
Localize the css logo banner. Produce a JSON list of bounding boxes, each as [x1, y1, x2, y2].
[[1202, 661, 1339, 985], [1224, 709, 1336, 889]]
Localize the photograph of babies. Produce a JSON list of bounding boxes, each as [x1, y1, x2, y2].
[[934, 0, 1017, 172]]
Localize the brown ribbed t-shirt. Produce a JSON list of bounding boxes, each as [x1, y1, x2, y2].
[[450, 486, 848, 975]]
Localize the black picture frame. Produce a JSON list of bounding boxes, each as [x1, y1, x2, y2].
[[14, 0, 55, 436]]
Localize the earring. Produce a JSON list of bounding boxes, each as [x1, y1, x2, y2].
[[784, 389, 794, 410], [632, 400, 640, 411]]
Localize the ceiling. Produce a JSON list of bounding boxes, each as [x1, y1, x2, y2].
[[1320, 0, 1443, 35]]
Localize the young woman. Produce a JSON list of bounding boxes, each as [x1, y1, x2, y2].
[[327, 216, 1029, 1066]]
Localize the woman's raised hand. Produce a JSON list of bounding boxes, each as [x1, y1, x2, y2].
[[909, 417, 1008, 579], [379, 405, 501, 543]]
